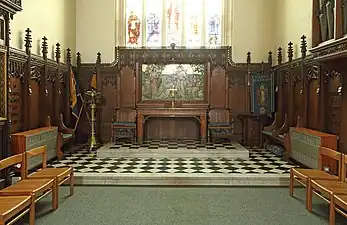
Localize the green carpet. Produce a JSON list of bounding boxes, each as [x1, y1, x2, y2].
[[16, 186, 346, 225]]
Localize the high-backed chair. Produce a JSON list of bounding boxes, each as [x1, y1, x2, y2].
[[0, 195, 35, 225], [208, 109, 233, 142], [0, 153, 57, 211], [111, 109, 137, 143], [289, 147, 342, 209], [307, 154, 347, 219], [25, 145, 74, 208]]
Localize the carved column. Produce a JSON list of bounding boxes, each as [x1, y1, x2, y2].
[[287, 42, 294, 126], [65, 49, 72, 125], [96, 52, 102, 144], [41, 36, 48, 127], [55, 43, 61, 125], [23, 28, 31, 131]]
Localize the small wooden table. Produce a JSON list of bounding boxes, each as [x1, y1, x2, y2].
[[137, 108, 207, 143]]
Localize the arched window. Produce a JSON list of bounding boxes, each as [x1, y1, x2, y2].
[[126, 0, 223, 47]]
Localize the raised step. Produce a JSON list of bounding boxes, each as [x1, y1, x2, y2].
[[97, 142, 249, 159]]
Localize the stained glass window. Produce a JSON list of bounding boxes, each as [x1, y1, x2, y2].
[[125, 0, 224, 47], [166, 0, 182, 46], [145, 0, 162, 46], [206, 0, 222, 46], [185, 0, 202, 46], [126, 0, 143, 47]]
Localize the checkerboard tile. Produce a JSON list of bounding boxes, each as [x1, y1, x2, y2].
[[49, 141, 296, 175]]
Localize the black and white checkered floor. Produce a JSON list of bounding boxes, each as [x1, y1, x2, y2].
[[50, 141, 295, 175]]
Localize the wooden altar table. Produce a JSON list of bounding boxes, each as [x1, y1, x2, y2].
[[137, 108, 207, 143]]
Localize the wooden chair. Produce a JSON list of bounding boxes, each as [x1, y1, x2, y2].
[[25, 145, 74, 208], [208, 109, 233, 142], [329, 194, 347, 225], [289, 147, 342, 209], [0, 153, 57, 211], [111, 109, 137, 143], [307, 154, 347, 214], [0, 195, 35, 225]]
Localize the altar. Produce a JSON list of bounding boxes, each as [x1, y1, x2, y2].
[[137, 108, 207, 143]]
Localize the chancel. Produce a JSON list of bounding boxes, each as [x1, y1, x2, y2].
[[0, 0, 347, 224]]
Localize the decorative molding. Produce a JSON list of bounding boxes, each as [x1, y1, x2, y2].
[[30, 66, 41, 83], [101, 75, 117, 88], [115, 46, 234, 70], [307, 64, 319, 83]]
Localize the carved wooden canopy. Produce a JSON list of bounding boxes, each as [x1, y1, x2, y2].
[[113, 46, 234, 70], [0, 0, 22, 18]]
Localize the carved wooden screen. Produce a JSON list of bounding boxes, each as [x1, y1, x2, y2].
[[292, 68, 303, 125], [28, 66, 41, 129], [9, 61, 24, 133], [46, 69, 55, 123], [281, 70, 289, 126], [307, 65, 319, 130], [117, 66, 135, 108], [59, 72, 66, 118], [324, 71, 342, 134], [210, 66, 227, 108]]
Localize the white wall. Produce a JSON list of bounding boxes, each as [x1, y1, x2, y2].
[[274, 0, 313, 62], [76, 0, 115, 63], [232, 0, 277, 63], [11, 0, 76, 64]]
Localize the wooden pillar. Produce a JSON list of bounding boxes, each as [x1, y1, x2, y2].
[[95, 52, 102, 144], [301, 35, 308, 127], [277, 47, 283, 125], [246, 52, 251, 113], [41, 36, 48, 127], [65, 49, 71, 126], [287, 42, 294, 126], [55, 43, 61, 125], [23, 28, 31, 131]]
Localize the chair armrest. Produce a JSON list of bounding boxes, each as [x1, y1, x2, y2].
[[263, 113, 278, 132], [274, 113, 289, 136], [58, 114, 74, 134]]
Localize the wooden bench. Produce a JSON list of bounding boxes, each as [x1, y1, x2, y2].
[[289, 147, 342, 209], [305, 154, 347, 224], [261, 113, 289, 145], [0, 153, 58, 217], [26, 145, 74, 208], [330, 194, 347, 225], [0, 195, 35, 225]]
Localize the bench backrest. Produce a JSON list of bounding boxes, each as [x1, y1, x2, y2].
[[342, 154, 347, 182], [208, 109, 232, 123], [318, 147, 342, 179], [114, 109, 136, 122], [25, 145, 47, 178], [0, 153, 25, 179]]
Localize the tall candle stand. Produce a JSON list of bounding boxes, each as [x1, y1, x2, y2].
[[85, 89, 101, 152]]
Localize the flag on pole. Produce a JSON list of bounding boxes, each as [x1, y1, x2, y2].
[[90, 73, 97, 90], [70, 70, 84, 130]]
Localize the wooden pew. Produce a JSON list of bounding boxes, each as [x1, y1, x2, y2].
[[289, 147, 342, 209], [25, 145, 74, 208], [262, 113, 289, 145], [57, 114, 75, 159], [0, 195, 35, 225], [307, 154, 347, 224], [0, 153, 58, 211], [330, 194, 347, 225]]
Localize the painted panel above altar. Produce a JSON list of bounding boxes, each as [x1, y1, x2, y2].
[[141, 64, 204, 101]]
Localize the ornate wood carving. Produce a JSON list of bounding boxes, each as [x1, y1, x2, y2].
[[30, 66, 41, 83], [115, 46, 234, 70], [307, 65, 319, 83], [101, 75, 117, 88]]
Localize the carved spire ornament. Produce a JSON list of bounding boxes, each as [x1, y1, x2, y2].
[[55, 43, 61, 63], [24, 28, 32, 55], [41, 36, 48, 60], [288, 42, 293, 62], [277, 47, 282, 65]]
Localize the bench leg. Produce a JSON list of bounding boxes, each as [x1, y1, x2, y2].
[[306, 178, 313, 212], [289, 169, 294, 197], [52, 179, 59, 210], [29, 196, 35, 225], [329, 195, 335, 225], [70, 170, 74, 196]]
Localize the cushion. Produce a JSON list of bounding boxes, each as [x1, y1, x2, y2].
[[62, 133, 73, 140], [112, 122, 136, 127], [209, 122, 231, 127], [266, 144, 285, 157], [262, 130, 273, 136]]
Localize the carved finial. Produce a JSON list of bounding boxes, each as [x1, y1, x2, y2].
[[288, 42, 293, 62], [247, 52, 251, 64], [301, 35, 307, 58], [268, 51, 272, 67], [41, 36, 48, 60], [277, 47, 282, 65], [24, 28, 32, 55], [96, 52, 101, 65], [261, 61, 264, 72], [66, 48, 71, 65], [77, 52, 81, 68], [55, 43, 61, 63]]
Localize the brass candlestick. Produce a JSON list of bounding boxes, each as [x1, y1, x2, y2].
[[85, 89, 101, 152], [168, 86, 177, 108]]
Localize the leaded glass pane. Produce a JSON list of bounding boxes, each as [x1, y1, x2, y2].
[[126, 0, 143, 47], [145, 0, 162, 46], [205, 0, 222, 46], [166, 0, 182, 46], [185, 0, 202, 46]]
